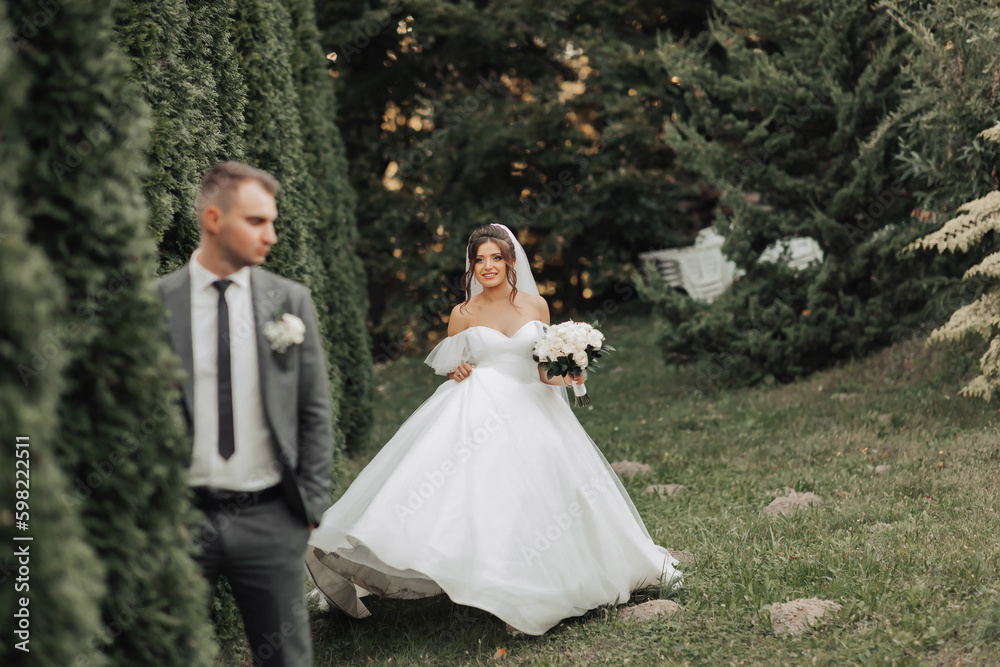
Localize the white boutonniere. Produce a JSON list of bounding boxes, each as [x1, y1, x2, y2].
[[263, 312, 306, 353]]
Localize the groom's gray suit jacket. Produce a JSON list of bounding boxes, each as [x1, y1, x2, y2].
[[157, 265, 333, 527]]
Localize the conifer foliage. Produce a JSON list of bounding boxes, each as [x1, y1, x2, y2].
[[645, 0, 945, 388], [115, 0, 373, 453], [284, 0, 373, 450], [114, 0, 250, 273], [906, 122, 1000, 401], [875, 0, 1000, 216], [0, 2, 107, 663], [5, 0, 215, 663]]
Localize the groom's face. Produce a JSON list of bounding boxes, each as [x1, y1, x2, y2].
[[210, 180, 278, 268]]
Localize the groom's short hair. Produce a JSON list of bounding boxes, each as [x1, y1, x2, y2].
[[196, 161, 280, 223]]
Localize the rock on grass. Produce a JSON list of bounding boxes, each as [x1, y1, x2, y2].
[[767, 598, 841, 636], [763, 489, 823, 516], [611, 460, 652, 477], [618, 599, 682, 623], [668, 549, 694, 565]]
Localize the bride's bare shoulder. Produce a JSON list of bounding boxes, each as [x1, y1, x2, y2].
[[516, 292, 550, 324], [448, 301, 474, 336]]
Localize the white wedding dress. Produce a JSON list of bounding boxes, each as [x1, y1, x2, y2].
[[306, 320, 681, 635]]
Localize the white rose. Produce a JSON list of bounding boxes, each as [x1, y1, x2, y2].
[[263, 313, 306, 352], [282, 313, 306, 344], [587, 330, 604, 349], [572, 351, 589, 369]]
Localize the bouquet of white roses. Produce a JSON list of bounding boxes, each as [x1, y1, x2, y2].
[[533, 321, 613, 407]]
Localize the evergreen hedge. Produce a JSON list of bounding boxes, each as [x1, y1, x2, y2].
[[7, 0, 215, 663], [114, 0, 372, 453], [1, 3, 107, 661], [284, 0, 373, 452], [115, 0, 250, 274], [230, 0, 371, 452]]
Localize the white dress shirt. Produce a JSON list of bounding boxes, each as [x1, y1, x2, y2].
[[188, 250, 282, 491]]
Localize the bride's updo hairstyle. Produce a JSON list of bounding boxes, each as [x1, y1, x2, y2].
[[461, 225, 518, 309]]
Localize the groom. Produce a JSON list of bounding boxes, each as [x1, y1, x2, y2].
[[157, 161, 332, 666]]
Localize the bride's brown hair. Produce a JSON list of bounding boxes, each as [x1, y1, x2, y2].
[[460, 225, 518, 310]]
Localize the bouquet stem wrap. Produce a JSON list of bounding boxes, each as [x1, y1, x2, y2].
[[572, 370, 589, 407]]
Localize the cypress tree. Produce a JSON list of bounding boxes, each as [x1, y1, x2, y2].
[[189, 0, 248, 167], [284, 0, 373, 452], [115, 0, 251, 273], [231, 0, 316, 285], [113, 0, 255, 654], [0, 183, 108, 667], [113, 0, 200, 249], [7, 0, 214, 662], [1, 3, 106, 662]]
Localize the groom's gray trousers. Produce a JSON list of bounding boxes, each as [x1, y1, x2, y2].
[[194, 488, 312, 667]]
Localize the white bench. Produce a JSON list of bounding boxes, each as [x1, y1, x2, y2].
[[639, 229, 823, 303]]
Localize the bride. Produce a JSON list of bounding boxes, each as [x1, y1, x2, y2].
[[306, 224, 681, 635]]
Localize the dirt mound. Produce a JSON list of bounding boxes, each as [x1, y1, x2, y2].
[[767, 598, 841, 636], [611, 460, 652, 477], [763, 489, 823, 516], [618, 599, 682, 623]]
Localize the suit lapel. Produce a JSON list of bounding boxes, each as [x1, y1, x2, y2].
[[251, 269, 283, 451], [162, 269, 195, 422]]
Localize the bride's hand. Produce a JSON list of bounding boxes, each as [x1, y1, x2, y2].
[[565, 373, 585, 385], [450, 362, 475, 382]]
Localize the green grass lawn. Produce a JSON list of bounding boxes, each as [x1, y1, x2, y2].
[[309, 308, 1000, 666]]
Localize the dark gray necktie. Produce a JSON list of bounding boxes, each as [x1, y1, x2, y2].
[[213, 279, 235, 460]]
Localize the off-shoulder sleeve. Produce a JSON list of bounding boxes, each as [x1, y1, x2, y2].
[[424, 332, 473, 376]]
